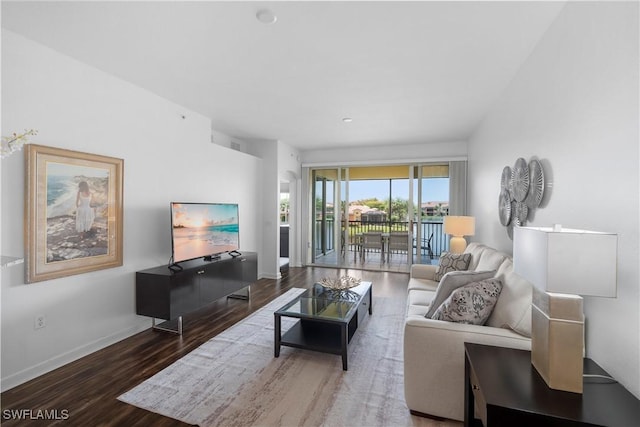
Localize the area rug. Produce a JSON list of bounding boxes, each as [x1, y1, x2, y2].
[[119, 288, 456, 427]]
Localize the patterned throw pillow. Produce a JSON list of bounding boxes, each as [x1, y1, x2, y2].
[[424, 270, 496, 319], [434, 252, 472, 281], [431, 279, 503, 325]]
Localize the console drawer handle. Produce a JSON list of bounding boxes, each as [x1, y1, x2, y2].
[[197, 270, 205, 275]]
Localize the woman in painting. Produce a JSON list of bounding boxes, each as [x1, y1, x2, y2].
[[75, 181, 95, 238]]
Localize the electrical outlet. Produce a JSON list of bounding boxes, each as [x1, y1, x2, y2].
[[34, 315, 46, 330]]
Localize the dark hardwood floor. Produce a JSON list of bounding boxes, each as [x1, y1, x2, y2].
[[0, 266, 409, 426]]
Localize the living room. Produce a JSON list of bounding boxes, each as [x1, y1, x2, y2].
[[2, 1, 638, 426]]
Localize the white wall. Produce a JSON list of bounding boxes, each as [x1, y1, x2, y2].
[[302, 140, 467, 166], [278, 141, 302, 267], [1, 30, 262, 390], [246, 139, 279, 278], [210, 128, 253, 154], [246, 139, 302, 277], [468, 2, 639, 397]]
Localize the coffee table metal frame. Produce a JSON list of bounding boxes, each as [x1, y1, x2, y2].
[[274, 282, 372, 370]]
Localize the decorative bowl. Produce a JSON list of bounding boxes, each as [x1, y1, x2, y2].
[[317, 276, 361, 290]]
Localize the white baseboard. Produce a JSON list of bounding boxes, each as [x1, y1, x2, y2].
[[0, 320, 149, 392]]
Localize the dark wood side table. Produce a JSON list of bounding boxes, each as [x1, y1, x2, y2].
[[464, 343, 640, 427]]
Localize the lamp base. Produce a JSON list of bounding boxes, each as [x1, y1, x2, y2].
[[449, 236, 467, 254], [531, 287, 584, 393]]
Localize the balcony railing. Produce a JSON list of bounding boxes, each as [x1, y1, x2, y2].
[[314, 219, 448, 260]]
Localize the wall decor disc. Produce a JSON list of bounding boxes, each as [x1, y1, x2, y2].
[[511, 157, 530, 202], [498, 188, 512, 226], [501, 166, 513, 199], [514, 201, 529, 226], [525, 159, 545, 208]]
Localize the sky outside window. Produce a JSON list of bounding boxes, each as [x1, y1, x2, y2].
[[348, 178, 449, 202]]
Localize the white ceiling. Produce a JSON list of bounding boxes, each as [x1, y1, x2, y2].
[[2, 1, 565, 151]]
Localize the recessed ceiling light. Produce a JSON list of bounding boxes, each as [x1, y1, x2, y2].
[[256, 9, 277, 24], [342, 118, 353, 123]]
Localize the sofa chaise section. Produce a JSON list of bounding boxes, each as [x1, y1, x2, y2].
[[403, 243, 533, 421]]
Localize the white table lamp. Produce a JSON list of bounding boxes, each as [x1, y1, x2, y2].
[[513, 225, 617, 394], [444, 216, 475, 254]]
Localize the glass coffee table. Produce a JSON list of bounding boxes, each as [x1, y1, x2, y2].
[[274, 281, 372, 370]]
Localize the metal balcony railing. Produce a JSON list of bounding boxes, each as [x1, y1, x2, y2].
[[314, 219, 448, 260]]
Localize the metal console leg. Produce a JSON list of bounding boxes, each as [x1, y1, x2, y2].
[[152, 316, 183, 335], [227, 285, 251, 301]]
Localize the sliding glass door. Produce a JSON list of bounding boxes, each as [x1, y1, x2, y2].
[[312, 169, 339, 259], [347, 165, 414, 263], [414, 165, 450, 264], [310, 163, 456, 270]]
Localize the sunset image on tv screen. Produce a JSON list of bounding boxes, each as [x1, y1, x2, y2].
[[171, 203, 239, 262]]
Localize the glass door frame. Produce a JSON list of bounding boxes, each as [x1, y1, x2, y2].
[[312, 168, 340, 259], [309, 163, 451, 268]]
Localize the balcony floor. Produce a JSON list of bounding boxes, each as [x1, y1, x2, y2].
[[311, 248, 436, 273]]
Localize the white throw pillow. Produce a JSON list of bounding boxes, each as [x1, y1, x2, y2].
[[431, 279, 503, 325], [464, 243, 487, 270], [425, 270, 496, 319], [475, 248, 508, 272], [486, 259, 533, 337]]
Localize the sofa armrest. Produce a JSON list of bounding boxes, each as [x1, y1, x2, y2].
[[410, 264, 438, 280], [403, 316, 531, 421]]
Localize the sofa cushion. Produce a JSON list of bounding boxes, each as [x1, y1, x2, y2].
[[486, 259, 533, 337], [475, 247, 508, 272], [410, 264, 438, 281], [407, 277, 439, 292], [408, 289, 435, 307], [424, 270, 496, 319], [434, 252, 472, 281], [431, 279, 503, 325], [407, 303, 430, 317]]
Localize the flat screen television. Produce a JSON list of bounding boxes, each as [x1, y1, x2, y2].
[[170, 202, 240, 264]]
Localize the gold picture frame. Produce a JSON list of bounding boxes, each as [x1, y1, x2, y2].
[[25, 144, 123, 283]]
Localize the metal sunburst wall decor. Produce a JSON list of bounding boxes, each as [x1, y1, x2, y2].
[[498, 157, 545, 231]]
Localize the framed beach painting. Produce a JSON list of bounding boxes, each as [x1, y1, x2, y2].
[[25, 144, 123, 283]]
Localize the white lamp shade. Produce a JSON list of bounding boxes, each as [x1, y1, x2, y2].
[[443, 216, 475, 237], [513, 226, 617, 297]]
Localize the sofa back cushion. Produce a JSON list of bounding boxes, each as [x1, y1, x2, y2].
[[475, 247, 508, 272], [486, 259, 533, 337], [425, 270, 497, 318]]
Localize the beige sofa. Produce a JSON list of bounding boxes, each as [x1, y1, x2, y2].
[[404, 243, 533, 421]]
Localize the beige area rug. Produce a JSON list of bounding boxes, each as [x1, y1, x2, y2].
[[119, 288, 460, 427]]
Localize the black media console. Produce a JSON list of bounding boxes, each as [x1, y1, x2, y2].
[[135, 252, 257, 334]]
